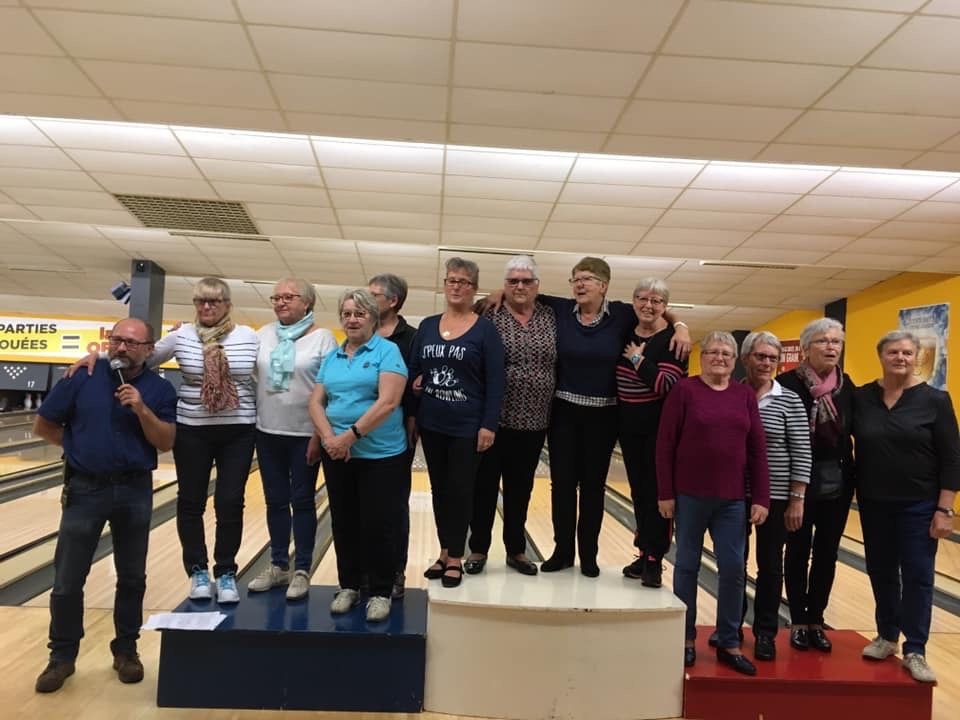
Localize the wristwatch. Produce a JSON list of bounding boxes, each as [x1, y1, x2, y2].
[[630, 353, 642, 365], [350, 424, 363, 440], [936, 506, 956, 518]]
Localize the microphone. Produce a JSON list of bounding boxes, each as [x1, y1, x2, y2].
[[109, 357, 130, 385]]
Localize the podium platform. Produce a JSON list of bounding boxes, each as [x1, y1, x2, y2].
[[424, 565, 686, 720], [156, 585, 427, 712], [683, 627, 933, 720]]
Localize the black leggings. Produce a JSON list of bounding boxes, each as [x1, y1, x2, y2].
[[619, 429, 672, 561], [420, 428, 482, 558]]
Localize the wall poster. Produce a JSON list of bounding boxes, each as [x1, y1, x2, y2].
[[898, 303, 948, 390]]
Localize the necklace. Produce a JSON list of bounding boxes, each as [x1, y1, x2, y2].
[[442, 330, 451, 338]]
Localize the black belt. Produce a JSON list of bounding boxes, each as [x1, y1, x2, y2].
[[69, 468, 151, 484]]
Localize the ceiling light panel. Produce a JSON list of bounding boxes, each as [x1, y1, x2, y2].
[[313, 139, 443, 173], [569, 157, 704, 187], [64, 148, 202, 178], [195, 158, 323, 186], [445, 148, 575, 182], [812, 169, 958, 200], [691, 163, 834, 194]]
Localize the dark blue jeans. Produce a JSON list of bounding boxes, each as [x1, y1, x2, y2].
[[49, 471, 153, 662], [255, 431, 320, 572], [859, 497, 938, 656], [674, 495, 747, 649]]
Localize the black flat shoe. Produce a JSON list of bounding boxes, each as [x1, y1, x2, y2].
[[809, 628, 832, 652], [441, 564, 463, 588], [423, 558, 445, 580], [754, 635, 776, 661], [580, 561, 600, 578], [540, 554, 574, 572], [506, 555, 538, 576], [622, 557, 645, 578], [464, 556, 487, 575], [790, 627, 809, 651], [640, 558, 663, 588], [684, 647, 696, 667], [716, 648, 757, 676]]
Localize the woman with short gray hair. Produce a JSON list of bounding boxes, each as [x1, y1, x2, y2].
[[778, 316, 855, 654]]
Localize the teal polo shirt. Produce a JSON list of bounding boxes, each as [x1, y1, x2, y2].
[[315, 333, 408, 459]]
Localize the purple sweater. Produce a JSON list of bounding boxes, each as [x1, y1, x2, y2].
[[656, 376, 770, 507]]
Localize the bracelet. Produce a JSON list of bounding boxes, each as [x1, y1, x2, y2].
[[350, 424, 363, 440], [673, 320, 688, 329], [789, 491, 805, 500]]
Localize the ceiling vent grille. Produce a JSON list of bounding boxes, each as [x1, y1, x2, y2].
[[114, 195, 260, 235]]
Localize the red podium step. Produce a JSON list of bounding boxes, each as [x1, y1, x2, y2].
[[683, 627, 933, 720]]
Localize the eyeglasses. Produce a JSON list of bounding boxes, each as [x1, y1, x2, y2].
[[340, 310, 369, 320], [751, 352, 780, 363], [108, 336, 152, 348], [269, 293, 301, 304], [703, 349, 735, 359], [193, 297, 225, 307], [634, 296, 665, 307], [444, 278, 475, 288], [569, 275, 603, 285], [505, 278, 538, 287], [369, 291, 386, 298], [811, 338, 844, 347]]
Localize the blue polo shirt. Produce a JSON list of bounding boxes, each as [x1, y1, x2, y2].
[[39, 359, 178, 475], [315, 334, 408, 459]]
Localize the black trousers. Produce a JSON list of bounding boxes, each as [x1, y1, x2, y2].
[[393, 446, 415, 575], [174, 423, 256, 578], [619, 428, 672, 561], [752, 499, 789, 638], [547, 399, 619, 563], [322, 450, 408, 598], [469, 427, 547, 557], [421, 428, 483, 558], [784, 486, 853, 625]]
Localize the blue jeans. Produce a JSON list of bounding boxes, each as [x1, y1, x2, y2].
[[674, 495, 747, 648], [859, 497, 938, 656], [49, 471, 153, 662], [255, 431, 320, 572]]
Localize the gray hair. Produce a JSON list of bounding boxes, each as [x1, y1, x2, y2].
[[274, 278, 316, 312], [504, 255, 539, 279], [338, 288, 380, 329], [445, 257, 479, 286], [701, 330, 738, 355], [194, 276, 231, 302], [740, 331, 783, 361], [877, 329, 919, 355], [368, 273, 408, 312], [800, 317, 845, 350], [633, 277, 670, 304]]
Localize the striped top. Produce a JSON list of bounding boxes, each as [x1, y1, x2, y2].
[[151, 324, 259, 426], [616, 324, 686, 433], [754, 380, 812, 501]]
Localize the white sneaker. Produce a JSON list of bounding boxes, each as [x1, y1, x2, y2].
[[286, 570, 310, 600], [216, 573, 240, 604], [862, 636, 898, 660], [902, 653, 937, 682], [330, 588, 360, 614], [189, 568, 212, 600], [248, 565, 290, 592], [366, 596, 391, 622]]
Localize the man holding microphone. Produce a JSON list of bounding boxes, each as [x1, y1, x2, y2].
[[33, 318, 177, 693]]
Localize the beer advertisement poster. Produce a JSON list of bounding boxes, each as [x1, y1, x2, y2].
[[898, 303, 948, 390], [778, 339, 802, 375]]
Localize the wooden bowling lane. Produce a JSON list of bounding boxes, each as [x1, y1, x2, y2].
[[0, 444, 63, 477], [0, 411, 34, 428]]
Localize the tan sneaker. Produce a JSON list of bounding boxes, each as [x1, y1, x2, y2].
[[330, 588, 360, 614], [862, 636, 898, 660], [248, 565, 290, 592], [902, 653, 936, 682], [35, 660, 75, 693], [366, 596, 391, 622], [286, 570, 310, 600]]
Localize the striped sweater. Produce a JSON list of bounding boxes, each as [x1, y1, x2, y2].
[[754, 380, 812, 501], [616, 324, 687, 433]]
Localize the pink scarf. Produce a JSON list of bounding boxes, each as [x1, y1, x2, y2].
[[796, 362, 842, 445]]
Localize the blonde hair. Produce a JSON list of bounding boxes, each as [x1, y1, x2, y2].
[[194, 276, 231, 302]]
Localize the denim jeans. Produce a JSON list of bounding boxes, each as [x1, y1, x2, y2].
[[859, 497, 939, 656], [255, 431, 320, 572], [674, 494, 747, 649], [49, 471, 153, 662]]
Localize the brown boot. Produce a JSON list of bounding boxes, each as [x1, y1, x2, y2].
[[35, 660, 75, 693], [112, 652, 144, 684]]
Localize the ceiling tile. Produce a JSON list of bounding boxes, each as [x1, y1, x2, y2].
[[287, 114, 445, 144], [0, 167, 98, 190], [0, 55, 102, 96], [176, 129, 314, 164], [538, 237, 636, 255], [744, 232, 854, 252], [823, 251, 925, 269], [618, 100, 799, 142], [0, 8, 63, 55], [443, 215, 542, 237], [674, 189, 801, 213], [664, 0, 904, 64], [456, 0, 682, 52], [324, 168, 441, 195], [762, 215, 881, 235], [840, 237, 949, 254], [27, 206, 136, 225], [550, 204, 662, 225], [632, 242, 727, 260], [723, 247, 830, 265], [0, 94, 121, 122], [898, 201, 960, 223], [569, 157, 703, 187], [867, 221, 960, 240], [65, 148, 201, 178], [328, 190, 440, 213], [36, 11, 259, 70], [909, 256, 960, 272], [643, 227, 750, 247], [787, 195, 917, 219], [637, 56, 845, 107], [812, 169, 957, 200], [559, 183, 681, 208], [907, 152, 960, 172], [932, 183, 960, 202], [339, 209, 439, 230], [0, 204, 37, 220], [454, 42, 648, 97], [451, 89, 625, 133], [922, 0, 960, 15], [603, 135, 765, 161], [196, 158, 323, 186], [447, 124, 605, 153], [756, 143, 921, 168], [250, 26, 449, 85], [778, 110, 960, 151], [818, 68, 960, 116], [117, 101, 287, 133], [23, 1, 239, 21], [0, 117, 52, 146], [236, 0, 453, 38], [270, 74, 446, 121], [445, 148, 574, 182], [94, 173, 217, 199], [542, 221, 644, 243], [444, 197, 552, 221], [313, 140, 443, 174], [865, 16, 960, 73], [3, 188, 120, 208], [255, 220, 341, 238], [211, 181, 328, 206], [36, 118, 184, 154], [656, 209, 773, 231], [0, 146, 76, 170], [445, 175, 561, 203], [692, 163, 834, 193], [341, 226, 436, 244], [246, 204, 337, 223]]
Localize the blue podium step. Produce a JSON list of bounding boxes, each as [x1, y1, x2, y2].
[[156, 585, 426, 712]]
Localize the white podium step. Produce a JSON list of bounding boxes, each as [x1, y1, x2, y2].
[[424, 565, 686, 720]]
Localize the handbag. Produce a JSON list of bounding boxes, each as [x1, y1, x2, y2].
[[811, 460, 843, 501]]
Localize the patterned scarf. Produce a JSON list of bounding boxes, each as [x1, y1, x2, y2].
[[268, 312, 314, 391], [795, 361, 843, 448], [195, 315, 239, 413]]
